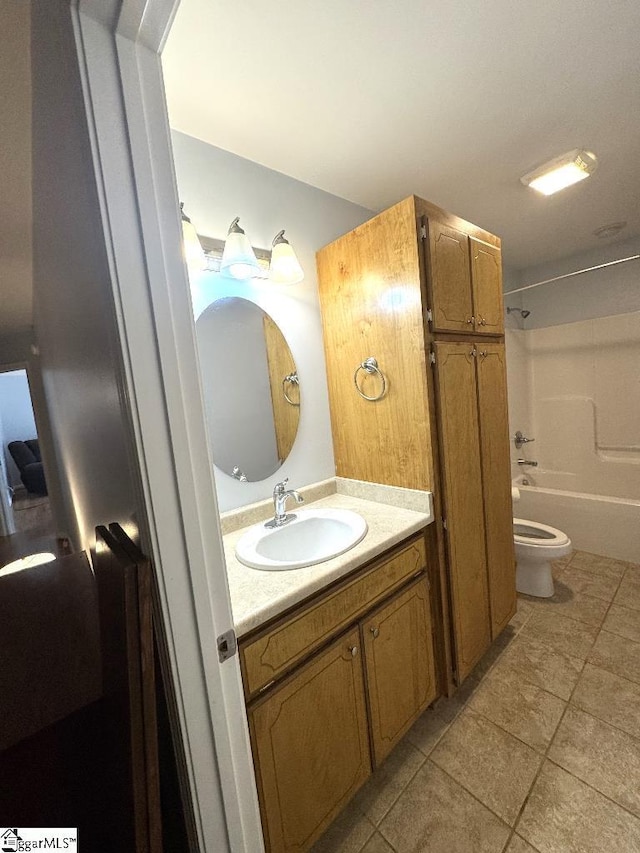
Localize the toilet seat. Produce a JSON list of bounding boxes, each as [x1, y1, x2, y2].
[[513, 518, 570, 547]]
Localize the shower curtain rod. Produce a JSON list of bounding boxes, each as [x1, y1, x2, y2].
[[506, 254, 640, 296]]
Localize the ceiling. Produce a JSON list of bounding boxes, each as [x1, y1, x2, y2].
[[0, 1, 32, 339], [162, 0, 640, 270]]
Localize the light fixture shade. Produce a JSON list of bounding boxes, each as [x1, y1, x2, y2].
[[269, 230, 304, 284], [180, 203, 206, 274], [520, 150, 597, 196], [220, 217, 261, 280]]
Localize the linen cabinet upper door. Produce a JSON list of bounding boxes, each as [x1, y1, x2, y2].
[[476, 344, 516, 636], [433, 342, 491, 681], [428, 222, 474, 333], [470, 238, 504, 334]]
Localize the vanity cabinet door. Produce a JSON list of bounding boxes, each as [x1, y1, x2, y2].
[[433, 341, 491, 681], [471, 238, 504, 334], [249, 629, 370, 853], [428, 221, 474, 333], [362, 578, 437, 766], [476, 343, 516, 636]]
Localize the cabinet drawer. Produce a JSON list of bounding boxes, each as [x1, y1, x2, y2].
[[240, 536, 426, 698]]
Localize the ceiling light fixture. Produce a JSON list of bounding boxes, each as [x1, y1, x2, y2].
[[220, 217, 262, 280], [180, 203, 206, 274], [269, 230, 304, 284], [520, 149, 597, 196]]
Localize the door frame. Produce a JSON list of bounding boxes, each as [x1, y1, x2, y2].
[[73, 2, 263, 851]]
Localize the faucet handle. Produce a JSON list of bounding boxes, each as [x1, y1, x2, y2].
[[514, 430, 535, 449], [273, 478, 288, 496]]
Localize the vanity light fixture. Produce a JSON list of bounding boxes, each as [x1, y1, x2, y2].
[[180, 203, 206, 274], [520, 150, 597, 196], [220, 217, 262, 280], [269, 230, 304, 284]]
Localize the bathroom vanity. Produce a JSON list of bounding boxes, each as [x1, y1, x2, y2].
[[222, 484, 439, 852], [213, 193, 515, 853]]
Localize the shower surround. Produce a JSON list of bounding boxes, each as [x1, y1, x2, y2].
[[505, 311, 640, 562]]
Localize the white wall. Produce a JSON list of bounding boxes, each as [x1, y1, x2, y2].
[[0, 369, 37, 486], [505, 235, 640, 328], [504, 237, 640, 499], [525, 312, 639, 500], [31, 0, 142, 550], [171, 130, 374, 511]]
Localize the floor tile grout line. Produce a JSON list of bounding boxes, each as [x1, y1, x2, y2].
[[543, 753, 640, 827], [510, 561, 638, 849], [574, 658, 640, 694], [501, 568, 599, 850], [360, 748, 428, 832], [344, 551, 639, 853], [428, 711, 545, 827], [520, 594, 612, 631], [559, 702, 640, 745], [422, 758, 513, 832]]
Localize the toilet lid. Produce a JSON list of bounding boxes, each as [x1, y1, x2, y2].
[[513, 517, 570, 547]]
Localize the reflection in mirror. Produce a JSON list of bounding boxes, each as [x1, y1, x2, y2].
[[195, 297, 300, 482]]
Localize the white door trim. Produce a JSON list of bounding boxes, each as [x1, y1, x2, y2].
[[72, 2, 263, 851]]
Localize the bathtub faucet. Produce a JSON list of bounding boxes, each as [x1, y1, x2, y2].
[[517, 459, 538, 467]]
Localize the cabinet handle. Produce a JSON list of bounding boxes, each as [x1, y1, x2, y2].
[[370, 627, 380, 639], [479, 350, 488, 359], [479, 317, 487, 326], [349, 645, 358, 657], [466, 316, 475, 325], [469, 348, 477, 358]]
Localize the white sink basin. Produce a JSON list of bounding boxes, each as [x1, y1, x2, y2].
[[235, 508, 368, 571]]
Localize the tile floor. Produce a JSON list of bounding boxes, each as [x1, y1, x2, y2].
[[312, 549, 640, 853]]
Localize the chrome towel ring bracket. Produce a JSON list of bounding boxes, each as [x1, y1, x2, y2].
[[354, 357, 387, 401], [282, 372, 300, 406]]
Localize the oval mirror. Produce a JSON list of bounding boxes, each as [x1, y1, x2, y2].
[[195, 297, 300, 482]]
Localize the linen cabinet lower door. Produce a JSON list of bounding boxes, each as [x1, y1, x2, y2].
[[476, 343, 516, 636], [249, 629, 371, 853], [362, 579, 437, 766], [433, 342, 492, 681]]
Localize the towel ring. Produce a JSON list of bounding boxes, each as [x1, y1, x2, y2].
[[354, 357, 387, 401], [282, 372, 300, 406]]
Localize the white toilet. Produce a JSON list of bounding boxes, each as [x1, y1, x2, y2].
[[513, 518, 572, 597]]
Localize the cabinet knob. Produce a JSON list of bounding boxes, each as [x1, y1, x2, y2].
[[480, 317, 487, 326], [349, 645, 358, 657], [466, 316, 475, 325], [370, 627, 380, 639]]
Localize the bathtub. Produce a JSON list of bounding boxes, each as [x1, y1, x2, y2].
[[514, 477, 639, 563]]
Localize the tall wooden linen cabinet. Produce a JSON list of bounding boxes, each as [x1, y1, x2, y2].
[[316, 196, 515, 684]]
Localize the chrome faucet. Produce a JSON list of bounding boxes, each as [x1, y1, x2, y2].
[[266, 478, 304, 528], [517, 458, 538, 467]]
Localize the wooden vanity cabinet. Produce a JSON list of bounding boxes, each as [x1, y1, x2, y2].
[[242, 534, 438, 853], [249, 629, 370, 853], [362, 578, 437, 765]]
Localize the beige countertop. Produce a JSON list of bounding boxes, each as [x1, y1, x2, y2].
[[222, 482, 434, 637]]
